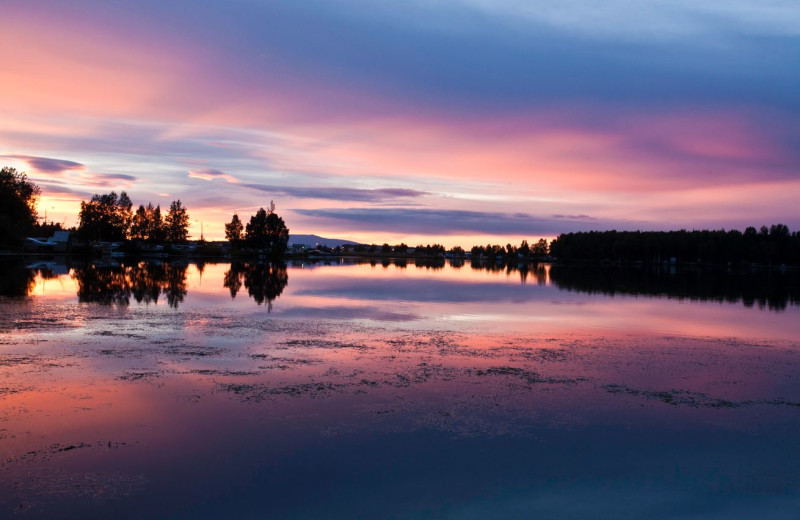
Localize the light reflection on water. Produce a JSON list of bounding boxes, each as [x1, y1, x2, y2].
[[13, 259, 799, 340], [0, 259, 799, 519]]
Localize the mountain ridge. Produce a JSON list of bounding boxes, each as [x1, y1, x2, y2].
[[288, 234, 361, 248]]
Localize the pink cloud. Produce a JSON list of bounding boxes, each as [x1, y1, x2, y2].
[[2, 3, 798, 244], [1, 155, 85, 175], [2, 6, 793, 199], [188, 169, 239, 183]]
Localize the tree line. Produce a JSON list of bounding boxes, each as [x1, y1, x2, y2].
[[3, 164, 798, 266], [306, 240, 550, 261], [549, 226, 800, 265], [470, 239, 550, 262], [0, 167, 192, 245], [77, 192, 190, 243], [343, 243, 448, 256], [0, 165, 290, 257]]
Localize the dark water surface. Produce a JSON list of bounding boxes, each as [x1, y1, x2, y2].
[[1, 259, 799, 519]]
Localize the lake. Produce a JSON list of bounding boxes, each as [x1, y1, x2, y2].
[[1, 258, 799, 519]]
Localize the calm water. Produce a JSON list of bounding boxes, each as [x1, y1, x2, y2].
[[1, 258, 799, 519]]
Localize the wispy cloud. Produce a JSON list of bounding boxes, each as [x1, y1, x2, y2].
[[188, 168, 240, 183], [36, 182, 93, 199], [455, 0, 800, 40], [552, 214, 596, 220], [296, 208, 642, 235], [2, 155, 84, 175], [98, 173, 137, 182], [243, 185, 430, 202]]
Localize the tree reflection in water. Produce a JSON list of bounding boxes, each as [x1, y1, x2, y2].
[[4, 257, 796, 312], [72, 262, 188, 308], [470, 259, 548, 285], [468, 261, 799, 311], [0, 259, 41, 297], [223, 262, 289, 310], [546, 263, 800, 311]]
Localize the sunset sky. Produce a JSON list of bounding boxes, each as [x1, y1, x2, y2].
[[2, 0, 798, 246]]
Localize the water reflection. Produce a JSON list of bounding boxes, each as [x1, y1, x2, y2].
[[1, 256, 799, 518], [1, 257, 799, 313], [547, 263, 800, 311], [71, 262, 188, 308], [0, 258, 39, 297], [223, 262, 288, 309]]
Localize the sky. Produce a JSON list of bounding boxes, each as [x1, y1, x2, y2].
[[2, 0, 798, 246]]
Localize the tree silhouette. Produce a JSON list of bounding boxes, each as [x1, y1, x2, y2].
[[245, 202, 289, 256], [165, 200, 190, 243], [130, 205, 149, 241], [225, 213, 244, 246], [531, 238, 548, 257], [149, 204, 166, 243], [0, 166, 40, 245], [130, 203, 158, 242], [77, 191, 133, 242]]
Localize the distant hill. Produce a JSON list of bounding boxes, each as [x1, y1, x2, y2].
[[288, 234, 361, 248]]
